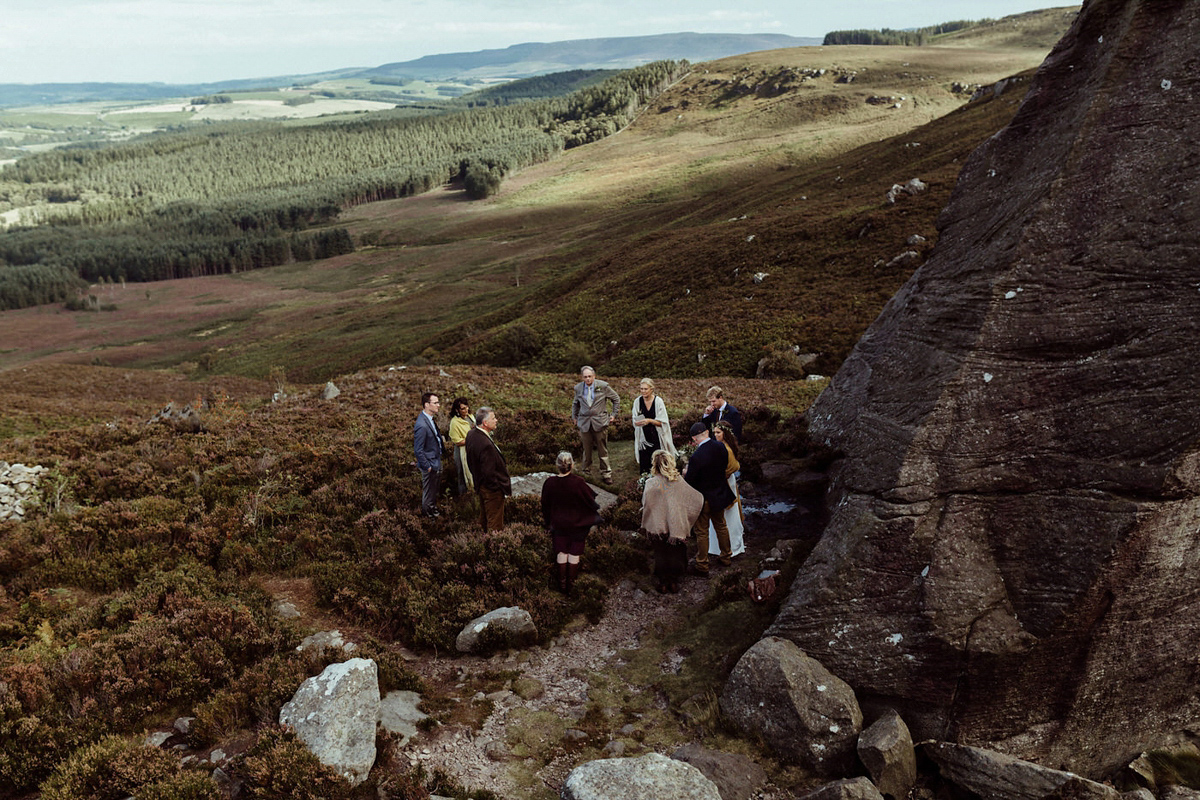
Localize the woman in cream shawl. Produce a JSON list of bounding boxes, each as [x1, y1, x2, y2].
[[448, 397, 475, 495], [631, 378, 676, 475]]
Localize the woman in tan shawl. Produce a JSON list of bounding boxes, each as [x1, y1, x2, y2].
[[641, 449, 704, 593]]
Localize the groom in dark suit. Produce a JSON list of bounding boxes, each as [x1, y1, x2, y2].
[[413, 392, 444, 518], [702, 385, 743, 441], [684, 421, 735, 574], [571, 366, 621, 485]]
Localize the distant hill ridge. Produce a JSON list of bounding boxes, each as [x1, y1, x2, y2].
[[0, 32, 818, 108], [363, 32, 820, 80]]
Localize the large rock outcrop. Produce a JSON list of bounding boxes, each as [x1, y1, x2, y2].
[[768, 0, 1200, 776]]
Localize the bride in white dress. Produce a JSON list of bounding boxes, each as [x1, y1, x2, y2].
[[708, 421, 745, 557]]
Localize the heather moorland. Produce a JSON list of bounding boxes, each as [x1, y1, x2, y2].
[[0, 9, 1081, 799]]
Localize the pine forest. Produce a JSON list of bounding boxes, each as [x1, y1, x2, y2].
[[0, 61, 689, 310]]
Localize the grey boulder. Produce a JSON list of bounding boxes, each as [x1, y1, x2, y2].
[[923, 742, 1119, 800], [800, 777, 885, 800], [720, 636, 862, 775], [856, 709, 916, 800], [279, 657, 380, 786], [671, 743, 767, 800], [455, 606, 538, 653], [561, 752, 721, 800]]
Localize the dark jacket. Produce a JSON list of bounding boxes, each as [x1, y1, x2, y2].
[[413, 412, 443, 472], [684, 436, 736, 511], [702, 401, 743, 441], [465, 428, 512, 495], [541, 473, 599, 538]]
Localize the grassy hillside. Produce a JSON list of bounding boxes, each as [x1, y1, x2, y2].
[[0, 18, 1062, 382], [936, 5, 1081, 49]]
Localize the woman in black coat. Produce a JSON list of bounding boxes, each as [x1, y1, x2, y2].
[[541, 450, 600, 593]]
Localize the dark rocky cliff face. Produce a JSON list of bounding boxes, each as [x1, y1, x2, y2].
[[768, 0, 1200, 776]]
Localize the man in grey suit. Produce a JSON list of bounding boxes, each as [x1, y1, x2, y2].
[[571, 366, 620, 485]]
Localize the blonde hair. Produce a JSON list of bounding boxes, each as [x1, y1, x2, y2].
[[639, 378, 655, 390], [651, 449, 680, 481], [707, 385, 724, 400]]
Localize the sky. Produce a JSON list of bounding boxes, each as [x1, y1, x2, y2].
[[1, 0, 1068, 85]]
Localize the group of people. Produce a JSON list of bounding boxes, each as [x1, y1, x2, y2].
[[411, 366, 747, 593], [412, 393, 512, 533], [641, 417, 742, 592]]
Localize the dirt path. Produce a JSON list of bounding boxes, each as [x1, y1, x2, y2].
[[409, 574, 711, 797], [265, 480, 809, 798], [398, 483, 810, 798]]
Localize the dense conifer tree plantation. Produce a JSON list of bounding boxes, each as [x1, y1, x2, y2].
[[0, 61, 687, 309]]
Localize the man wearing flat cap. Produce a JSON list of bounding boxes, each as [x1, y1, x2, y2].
[[683, 421, 735, 574]]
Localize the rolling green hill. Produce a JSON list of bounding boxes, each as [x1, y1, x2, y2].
[[362, 32, 819, 81], [0, 8, 1078, 383]]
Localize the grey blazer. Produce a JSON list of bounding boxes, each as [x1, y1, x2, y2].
[[571, 379, 620, 432]]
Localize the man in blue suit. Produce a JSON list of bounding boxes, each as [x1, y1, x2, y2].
[[684, 421, 735, 574], [413, 392, 445, 518]]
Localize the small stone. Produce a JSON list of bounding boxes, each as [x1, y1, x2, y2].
[[484, 740, 515, 762], [273, 600, 300, 619], [144, 732, 172, 748]]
